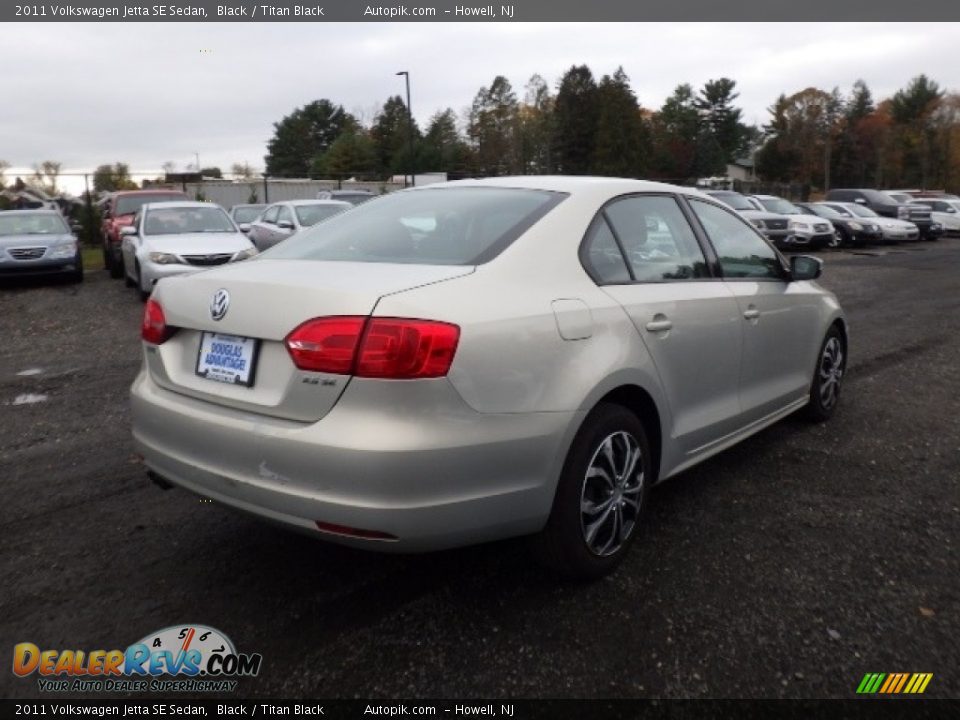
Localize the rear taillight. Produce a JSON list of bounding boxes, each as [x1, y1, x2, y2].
[[285, 317, 459, 379], [356, 318, 459, 379], [285, 316, 366, 374], [141, 299, 172, 345]]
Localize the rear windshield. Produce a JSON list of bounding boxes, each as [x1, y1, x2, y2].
[[267, 187, 567, 265], [0, 213, 68, 236], [294, 203, 349, 227], [116, 193, 187, 216]]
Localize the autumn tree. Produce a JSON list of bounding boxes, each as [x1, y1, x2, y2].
[[467, 75, 521, 176], [518, 74, 554, 174], [93, 162, 138, 192]]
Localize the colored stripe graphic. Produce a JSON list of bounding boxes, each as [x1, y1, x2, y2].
[[857, 672, 932, 694]]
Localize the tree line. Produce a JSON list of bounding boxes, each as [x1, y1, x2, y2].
[[262, 66, 960, 192]]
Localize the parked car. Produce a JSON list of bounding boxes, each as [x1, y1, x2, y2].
[[246, 200, 352, 251], [824, 188, 937, 240], [704, 190, 791, 247], [909, 198, 960, 235], [101, 190, 189, 278], [820, 202, 919, 243], [132, 177, 847, 579], [795, 202, 882, 247], [748, 195, 837, 249], [316, 189, 377, 205], [120, 201, 257, 300], [0, 210, 82, 283], [228, 204, 267, 233]]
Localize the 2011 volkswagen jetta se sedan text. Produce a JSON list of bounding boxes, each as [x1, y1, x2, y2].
[[131, 177, 847, 578]]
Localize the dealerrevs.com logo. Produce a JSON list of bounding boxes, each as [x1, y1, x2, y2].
[[13, 624, 262, 693]]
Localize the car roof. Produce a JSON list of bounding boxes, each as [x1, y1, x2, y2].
[[143, 201, 221, 210], [113, 189, 187, 197], [751, 194, 783, 200], [0, 209, 64, 217], [282, 199, 353, 207], [423, 175, 711, 198]]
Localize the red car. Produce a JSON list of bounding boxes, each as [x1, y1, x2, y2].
[[101, 189, 188, 278]]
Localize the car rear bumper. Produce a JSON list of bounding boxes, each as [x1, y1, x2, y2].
[[131, 369, 577, 551]]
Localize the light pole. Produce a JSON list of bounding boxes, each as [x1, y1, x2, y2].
[[396, 71, 415, 187]]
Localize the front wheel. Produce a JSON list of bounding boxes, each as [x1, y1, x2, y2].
[[535, 403, 652, 580], [805, 327, 845, 422], [108, 243, 123, 279], [136, 262, 149, 302]]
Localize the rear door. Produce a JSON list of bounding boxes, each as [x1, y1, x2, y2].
[[687, 198, 821, 423], [589, 194, 745, 455]]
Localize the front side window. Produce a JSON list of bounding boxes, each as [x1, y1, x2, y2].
[[276, 206, 294, 226], [689, 199, 783, 280], [261, 206, 280, 224], [604, 196, 708, 282]]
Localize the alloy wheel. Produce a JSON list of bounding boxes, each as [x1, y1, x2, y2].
[[580, 431, 644, 557], [819, 337, 844, 409]]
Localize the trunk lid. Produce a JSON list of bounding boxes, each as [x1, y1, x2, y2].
[[146, 259, 472, 422]]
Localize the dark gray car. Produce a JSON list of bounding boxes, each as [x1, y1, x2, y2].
[[0, 210, 82, 283]]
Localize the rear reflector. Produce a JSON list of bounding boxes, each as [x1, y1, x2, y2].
[[285, 316, 459, 379], [141, 298, 173, 345], [315, 521, 398, 541]]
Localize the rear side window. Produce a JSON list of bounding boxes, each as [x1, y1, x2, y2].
[[689, 199, 783, 280], [604, 196, 708, 282], [582, 216, 631, 284], [267, 187, 566, 265]]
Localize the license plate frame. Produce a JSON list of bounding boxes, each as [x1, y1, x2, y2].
[[195, 332, 260, 387]]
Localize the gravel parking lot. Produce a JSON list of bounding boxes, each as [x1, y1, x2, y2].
[[1, 241, 958, 700]]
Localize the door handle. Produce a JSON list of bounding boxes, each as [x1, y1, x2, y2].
[[743, 308, 761, 320], [645, 319, 673, 332]]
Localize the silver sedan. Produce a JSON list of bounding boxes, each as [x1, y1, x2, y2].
[[246, 199, 352, 251], [131, 177, 847, 578]]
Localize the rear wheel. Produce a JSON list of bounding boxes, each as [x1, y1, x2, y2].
[[536, 403, 651, 580], [108, 242, 123, 279], [805, 327, 845, 422], [136, 262, 149, 302]]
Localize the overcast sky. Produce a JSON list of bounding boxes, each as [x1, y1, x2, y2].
[[3, 22, 958, 191]]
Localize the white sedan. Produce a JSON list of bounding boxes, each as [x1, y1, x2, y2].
[[246, 200, 352, 251], [121, 201, 258, 300], [910, 199, 960, 234]]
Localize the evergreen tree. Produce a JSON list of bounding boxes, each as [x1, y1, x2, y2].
[[371, 96, 421, 175], [694, 78, 750, 170], [592, 67, 649, 178], [650, 84, 701, 179], [552, 65, 599, 174], [422, 109, 471, 174], [265, 100, 357, 177]]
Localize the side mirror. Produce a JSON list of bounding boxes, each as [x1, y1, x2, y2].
[[238, 223, 251, 233], [277, 220, 294, 230], [790, 255, 822, 281], [854, 198, 866, 204], [947, 207, 957, 214], [120, 225, 138, 236], [70, 222, 83, 234]]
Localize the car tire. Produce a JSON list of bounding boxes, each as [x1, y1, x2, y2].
[[108, 243, 123, 279], [136, 262, 149, 302], [535, 402, 652, 580], [70, 251, 84, 284], [805, 326, 845, 422], [102, 244, 113, 274]]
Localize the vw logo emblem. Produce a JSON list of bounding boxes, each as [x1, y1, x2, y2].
[[210, 289, 230, 321]]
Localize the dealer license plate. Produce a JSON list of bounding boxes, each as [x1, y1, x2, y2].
[[195, 332, 259, 387]]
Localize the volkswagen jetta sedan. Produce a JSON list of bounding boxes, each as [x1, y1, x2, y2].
[[131, 177, 847, 578]]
